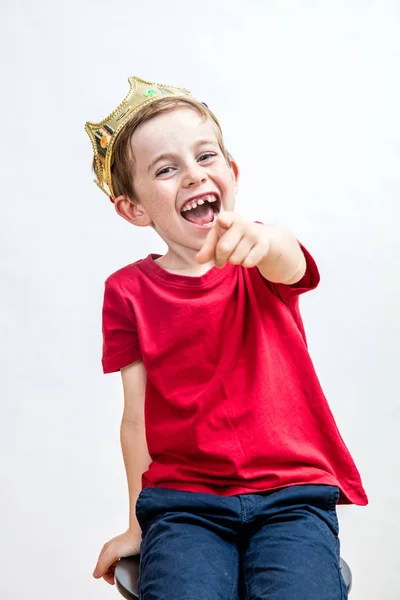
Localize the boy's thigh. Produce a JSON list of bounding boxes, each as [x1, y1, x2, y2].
[[241, 485, 347, 600], [136, 488, 240, 600]]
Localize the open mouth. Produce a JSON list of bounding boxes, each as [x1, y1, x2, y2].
[[180, 194, 221, 227]]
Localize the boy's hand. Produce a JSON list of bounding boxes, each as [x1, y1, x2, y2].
[[93, 529, 142, 585], [196, 212, 269, 269]]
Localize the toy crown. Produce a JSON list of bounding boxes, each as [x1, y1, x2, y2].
[[85, 76, 198, 200]]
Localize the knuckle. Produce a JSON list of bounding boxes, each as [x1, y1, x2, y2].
[[229, 255, 241, 265], [247, 233, 259, 245], [218, 242, 231, 253], [244, 257, 255, 267]]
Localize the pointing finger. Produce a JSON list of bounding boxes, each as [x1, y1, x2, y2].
[[196, 223, 220, 264], [215, 224, 245, 267], [196, 212, 236, 265], [216, 211, 236, 230]]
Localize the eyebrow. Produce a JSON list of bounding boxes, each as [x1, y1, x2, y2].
[[147, 153, 175, 173], [147, 139, 219, 173]]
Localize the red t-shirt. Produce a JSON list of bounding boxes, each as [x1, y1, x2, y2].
[[102, 247, 367, 506]]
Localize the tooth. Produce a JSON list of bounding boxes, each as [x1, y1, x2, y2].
[[191, 202, 197, 209], [197, 199, 204, 205]]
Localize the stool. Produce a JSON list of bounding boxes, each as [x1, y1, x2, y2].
[[115, 555, 352, 599]]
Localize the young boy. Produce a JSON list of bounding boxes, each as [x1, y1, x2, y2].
[[86, 76, 367, 600]]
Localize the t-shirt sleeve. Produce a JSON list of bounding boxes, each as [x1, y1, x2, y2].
[[102, 281, 142, 373], [266, 243, 320, 304]]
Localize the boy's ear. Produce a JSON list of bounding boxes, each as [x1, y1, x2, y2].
[[113, 195, 151, 227], [229, 159, 240, 189]]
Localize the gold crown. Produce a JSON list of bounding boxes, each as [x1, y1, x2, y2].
[[85, 76, 195, 199]]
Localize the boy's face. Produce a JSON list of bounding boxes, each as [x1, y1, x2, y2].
[[122, 107, 238, 251]]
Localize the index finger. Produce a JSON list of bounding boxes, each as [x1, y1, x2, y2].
[[196, 212, 235, 264], [195, 223, 220, 264]]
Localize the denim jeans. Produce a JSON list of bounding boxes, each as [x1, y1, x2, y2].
[[135, 484, 347, 600]]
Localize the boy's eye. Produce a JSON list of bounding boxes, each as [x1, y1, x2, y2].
[[156, 153, 216, 176], [198, 152, 216, 162], [156, 166, 174, 177]]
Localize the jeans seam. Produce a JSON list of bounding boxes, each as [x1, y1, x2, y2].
[[135, 488, 150, 521], [227, 550, 239, 600], [327, 486, 340, 510], [241, 554, 250, 600], [239, 495, 246, 524], [329, 486, 340, 536], [338, 561, 348, 600]]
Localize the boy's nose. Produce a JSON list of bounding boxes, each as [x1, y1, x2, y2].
[[183, 164, 207, 187]]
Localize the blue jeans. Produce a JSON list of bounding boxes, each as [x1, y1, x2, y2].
[[135, 484, 347, 600]]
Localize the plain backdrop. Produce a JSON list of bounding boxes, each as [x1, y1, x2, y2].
[[1, 1, 399, 598]]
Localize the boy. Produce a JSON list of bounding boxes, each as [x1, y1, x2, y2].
[[86, 76, 367, 600]]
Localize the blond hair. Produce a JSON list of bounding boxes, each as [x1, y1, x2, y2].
[[93, 97, 230, 200]]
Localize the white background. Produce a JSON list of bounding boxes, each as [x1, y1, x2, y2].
[[1, 1, 399, 598]]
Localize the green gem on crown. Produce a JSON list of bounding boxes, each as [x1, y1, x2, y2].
[[145, 89, 157, 97]]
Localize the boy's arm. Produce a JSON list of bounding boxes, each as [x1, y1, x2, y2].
[[256, 224, 306, 285], [120, 360, 152, 534], [93, 360, 150, 584]]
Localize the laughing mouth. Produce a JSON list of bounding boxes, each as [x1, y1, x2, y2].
[[180, 193, 221, 226]]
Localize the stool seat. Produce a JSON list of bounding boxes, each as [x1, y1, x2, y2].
[[115, 555, 140, 600], [115, 555, 352, 599]]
